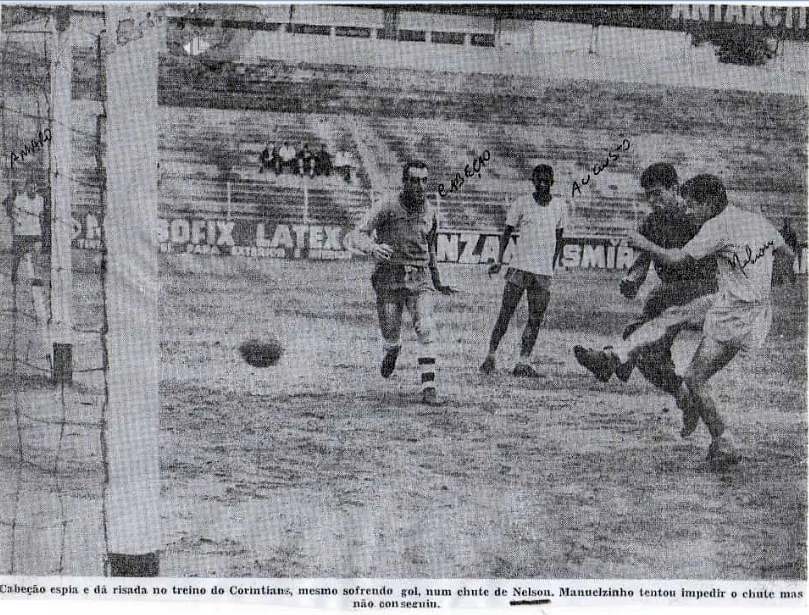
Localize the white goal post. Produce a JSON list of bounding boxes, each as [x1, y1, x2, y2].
[[101, 4, 162, 576]]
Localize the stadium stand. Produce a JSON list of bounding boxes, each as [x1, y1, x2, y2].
[[154, 50, 806, 238], [6, 10, 805, 241]]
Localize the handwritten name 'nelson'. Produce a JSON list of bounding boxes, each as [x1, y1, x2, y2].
[[731, 239, 775, 276]]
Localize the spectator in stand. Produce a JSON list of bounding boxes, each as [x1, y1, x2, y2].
[[259, 142, 277, 174], [334, 148, 353, 183], [315, 144, 332, 177], [297, 143, 315, 178], [277, 141, 296, 175]]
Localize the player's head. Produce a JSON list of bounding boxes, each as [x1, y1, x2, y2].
[[402, 160, 429, 204], [640, 163, 679, 211], [680, 174, 727, 224], [532, 164, 553, 184], [531, 164, 554, 198]]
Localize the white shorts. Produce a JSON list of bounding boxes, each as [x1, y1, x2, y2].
[[703, 301, 772, 352]]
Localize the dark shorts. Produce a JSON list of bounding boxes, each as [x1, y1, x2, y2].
[[371, 263, 433, 301], [505, 267, 552, 293]]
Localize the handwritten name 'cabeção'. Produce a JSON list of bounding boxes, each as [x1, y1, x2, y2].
[[9, 128, 52, 169], [571, 138, 631, 198], [438, 150, 491, 198]]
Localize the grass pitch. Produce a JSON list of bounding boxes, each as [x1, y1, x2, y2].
[[156, 257, 807, 578], [1, 252, 805, 577]]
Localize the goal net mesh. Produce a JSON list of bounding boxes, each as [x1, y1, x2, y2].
[[1, 8, 110, 576]]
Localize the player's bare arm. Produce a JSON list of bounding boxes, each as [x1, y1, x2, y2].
[[353, 206, 394, 261], [428, 217, 455, 295], [488, 224, 514, 275], [553, 227, 564, 270], [620, 249, 652, 298], [366, 240, 394, 262]]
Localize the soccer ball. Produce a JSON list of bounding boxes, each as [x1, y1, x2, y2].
[[238, 338, 284, 367]]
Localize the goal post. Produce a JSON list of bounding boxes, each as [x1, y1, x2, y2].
[[101, 4, 162, 576], [49, 6, 72, 384]]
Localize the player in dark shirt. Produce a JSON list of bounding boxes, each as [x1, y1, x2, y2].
[[617, 165, 718, 392], [574, 163, 718, 434]]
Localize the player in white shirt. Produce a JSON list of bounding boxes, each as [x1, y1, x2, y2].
[[628, 174, 795, 468], [480, 164, 567, 377], [4, 176, 51, 364], [7, 177, 45, 284]]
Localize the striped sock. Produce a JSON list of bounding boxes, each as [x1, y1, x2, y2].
[[418, 356, 436, 391]]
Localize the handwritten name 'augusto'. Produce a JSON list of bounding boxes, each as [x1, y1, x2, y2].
[[571, 138, 631, 198]]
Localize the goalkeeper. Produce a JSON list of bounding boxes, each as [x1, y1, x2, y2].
[[575, 164, 717, 408]]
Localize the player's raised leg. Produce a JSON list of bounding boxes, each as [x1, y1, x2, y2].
[[574, 293, 713, 381]]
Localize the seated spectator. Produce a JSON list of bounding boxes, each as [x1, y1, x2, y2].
[[297, 143, 315, 178], [277, 141, 296, 174], [334, 148, 354, 183], [315, 144, 332, 177], [259, 142, 275, 174]]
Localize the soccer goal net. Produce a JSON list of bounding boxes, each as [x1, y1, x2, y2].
[[1, 5, 161, 576]]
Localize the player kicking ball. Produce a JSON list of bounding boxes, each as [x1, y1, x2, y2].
[[480, 164, 566, 377], [625, 175, 793, 468], [573, 163, 718, 433], [353, 161, 455, 405]]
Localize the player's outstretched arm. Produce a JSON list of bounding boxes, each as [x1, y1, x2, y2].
[[628, 231, 692, 266]]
